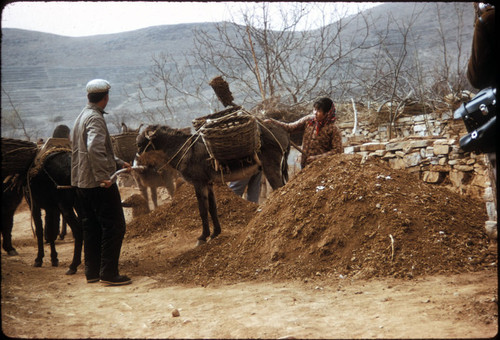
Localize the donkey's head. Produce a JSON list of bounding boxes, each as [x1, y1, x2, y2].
[[136, 125, 161, 155], [136, 125, 191, 155]]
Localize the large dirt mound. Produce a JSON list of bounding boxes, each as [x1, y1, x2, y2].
[[124, 154, 493, 285]]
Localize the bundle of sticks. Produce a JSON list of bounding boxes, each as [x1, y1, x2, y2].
[[209, 76, 236, 107], [208, 76, 306, 156]]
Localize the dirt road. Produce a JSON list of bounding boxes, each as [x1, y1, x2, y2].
[[2, 154, 498, 338], [2, 193, 497, 338]]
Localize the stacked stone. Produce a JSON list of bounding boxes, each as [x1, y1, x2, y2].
[[338, 113, 457, 142]]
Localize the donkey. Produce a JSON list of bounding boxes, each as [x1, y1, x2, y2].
[[51, 124, 71, 241], [136, 122, 290, 245], [131, 163, 177, 211], [1, 176, 24, 256], [132, 127, 189, 210], [25, 151, 83, 275], [121, 122, 143, 133]]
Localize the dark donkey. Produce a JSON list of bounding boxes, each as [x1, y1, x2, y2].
[[136, 122, 290, 245], [2, 176, 24, 256], [25, 150, 83, 274]]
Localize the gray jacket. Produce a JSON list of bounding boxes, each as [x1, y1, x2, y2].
[[71, 104, 124, 188]]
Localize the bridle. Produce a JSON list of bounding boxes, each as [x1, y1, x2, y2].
[[138, 127, 201, 172]]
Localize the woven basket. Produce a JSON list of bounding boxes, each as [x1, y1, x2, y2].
[[192, 106, 242, 131], [200, 111, 260, 161], [1, 138, 38, 177], [111, 132, 138, 163]]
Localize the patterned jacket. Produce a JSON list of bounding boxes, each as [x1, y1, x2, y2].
[[71, 103, 124, 188], [272, 113, 343, 168]]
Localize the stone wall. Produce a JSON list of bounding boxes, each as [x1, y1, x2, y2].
[[339, 115, 497, 239], [338, 112, 455, 142]]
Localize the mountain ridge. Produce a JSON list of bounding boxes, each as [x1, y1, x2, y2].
[[1, 3, 474, 139]]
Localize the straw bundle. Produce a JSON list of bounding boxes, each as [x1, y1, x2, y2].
[[209, 76, 235, 107], [111, 132, 139, 163], [1, 138, 38, 177]]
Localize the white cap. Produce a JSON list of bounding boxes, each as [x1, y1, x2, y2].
[[86, 79, 111, 93]]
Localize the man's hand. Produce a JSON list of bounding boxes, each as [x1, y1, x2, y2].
[[99, 180, 112, 188], [123, 162, 132, 173]]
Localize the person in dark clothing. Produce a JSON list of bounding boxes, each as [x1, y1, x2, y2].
[[466, 3, 496, 180], [52, 124, 71, 139], [466, 3, 497, 240], [71, 79, 132, 286], [467, 3, 496, 90]]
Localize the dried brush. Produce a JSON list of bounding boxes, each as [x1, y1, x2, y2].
[[209, 76, 236, 107]]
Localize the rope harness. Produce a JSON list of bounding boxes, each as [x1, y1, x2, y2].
[[140, 112, 289, 185]]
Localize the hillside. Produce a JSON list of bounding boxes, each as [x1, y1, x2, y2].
[[1, 3, 474, 140]]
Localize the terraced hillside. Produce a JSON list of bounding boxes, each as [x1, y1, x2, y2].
[[1, 3, 474, 140]]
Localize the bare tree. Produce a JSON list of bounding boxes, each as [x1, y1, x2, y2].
[[351, 4, 425, 138], [192, 3, 374, 105], [133, 51, 219, 127], [1, 87, 33, 141], [431, 2, 471, 100], [133, 3, 375, 123], [131, 2, 473, 136]]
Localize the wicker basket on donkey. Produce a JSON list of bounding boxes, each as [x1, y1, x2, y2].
[[193, 107, 260, 162], [111, 132, 138, 163], [1, 138, 38, 177]]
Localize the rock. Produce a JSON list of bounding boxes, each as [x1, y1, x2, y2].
[[422, 171, 441, 183], [433, 144, 450, 155], [403, 152, 421, 167], [172, 309, 180, 317], [449, 171, 465, 187], [485, 221, 497, 240], [360, 142, 386, 152], [454, 164, 474, 172], [386, 141, 407, 151], [388, 157, 405, 170]]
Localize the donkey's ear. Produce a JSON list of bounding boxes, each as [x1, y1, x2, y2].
[[145, 129, 157, 140]]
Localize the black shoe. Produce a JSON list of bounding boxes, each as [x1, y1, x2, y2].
[[86, 277, 99, 283], [100, 275, 132, 286]]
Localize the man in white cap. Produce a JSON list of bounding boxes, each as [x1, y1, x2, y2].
[[71, 79, 132, 286]]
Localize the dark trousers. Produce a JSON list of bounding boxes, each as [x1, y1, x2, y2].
[[76, 184, 126, 280]]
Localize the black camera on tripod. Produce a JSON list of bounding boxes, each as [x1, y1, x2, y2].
[[453, 87, 496, 154]]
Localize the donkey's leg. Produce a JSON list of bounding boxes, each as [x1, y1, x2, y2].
[[32, 206, 45, 267], [1, 207, 19, 256], [45, 209, 60, 267], [137, 181, 151, 212], [194, 184, 211, 245], [164, 173, 176, 199], [59, 216, 67, 240], [151, 186, 158, 209], [60, 206, 83, 275], [207, 183, 221, 239]]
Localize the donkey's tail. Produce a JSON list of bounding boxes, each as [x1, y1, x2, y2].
[[281, 146, 289, 185]]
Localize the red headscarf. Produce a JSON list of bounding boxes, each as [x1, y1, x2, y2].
[[308, 104, 336, 135]]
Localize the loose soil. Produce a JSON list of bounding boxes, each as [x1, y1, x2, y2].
[[2, 154, 498, 338]]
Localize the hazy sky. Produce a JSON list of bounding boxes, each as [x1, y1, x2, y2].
[[1, 1, 381, 37]]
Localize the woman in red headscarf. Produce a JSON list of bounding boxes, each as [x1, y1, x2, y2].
[[266, 97, 343, 169]]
